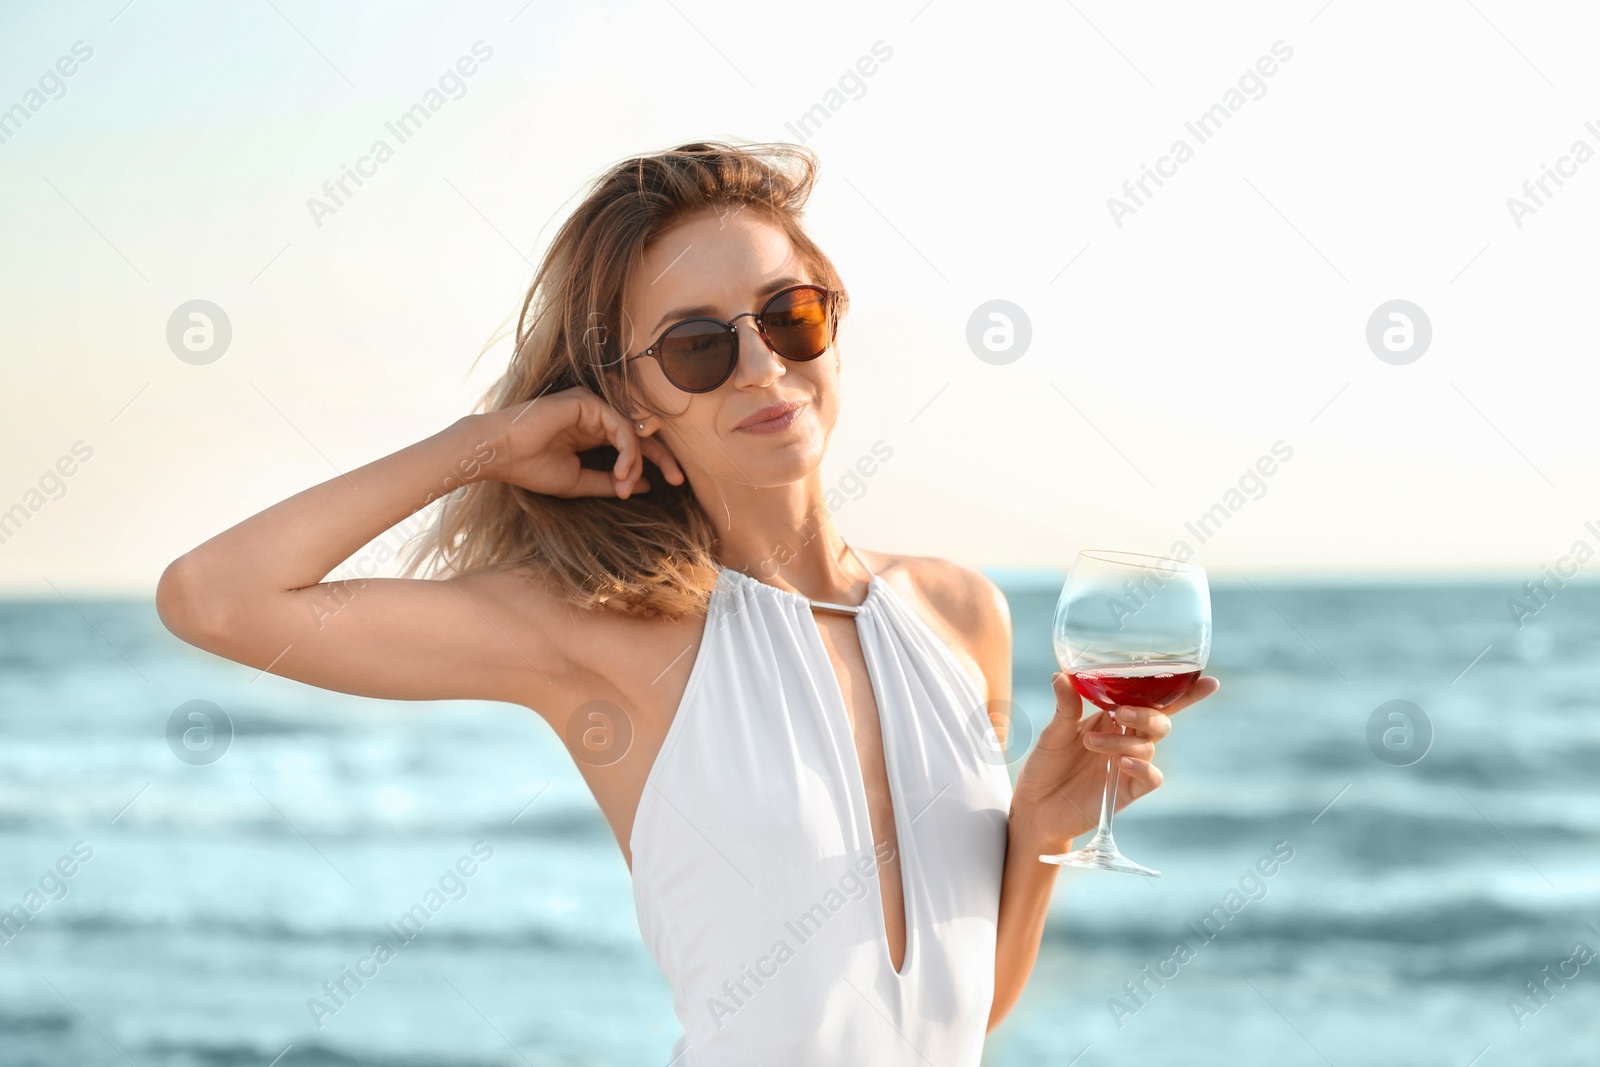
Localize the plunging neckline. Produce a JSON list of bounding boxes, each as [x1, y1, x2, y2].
[[715, 562, 915, 980]]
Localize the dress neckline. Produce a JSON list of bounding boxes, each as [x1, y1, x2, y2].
[[716, 561, 883, 615]]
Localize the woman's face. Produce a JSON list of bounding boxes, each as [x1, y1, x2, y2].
[[618, 206, 838, 490]]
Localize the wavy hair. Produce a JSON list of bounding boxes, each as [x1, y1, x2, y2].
[[395, 140, 850, 619]]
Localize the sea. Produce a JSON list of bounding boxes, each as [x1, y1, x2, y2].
[[1, 576, 1596, 1066]]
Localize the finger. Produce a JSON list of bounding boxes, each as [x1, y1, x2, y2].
[[605, 410, 658, 499], [1034, 672, 1088, 752], [1051, 671, 1082, 718], [1083, 732, 1156, 761], [1118, 758, 1163, 801], [1051, 671, 1106, 730], [616, 472, 646, 499], [574, 395, 626, 476], [569, 467, 624, 497], [640, 436, 686, 484], [598, 407, 637, 486], [568, 466, 652, 499], [1109, 705, 1171, 742], [1164, 675, 1221, 716]]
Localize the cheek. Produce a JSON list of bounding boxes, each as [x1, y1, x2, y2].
[[811, 372, 842, 431], [659, 400, 722, 464], [691, 403, 725, 439]]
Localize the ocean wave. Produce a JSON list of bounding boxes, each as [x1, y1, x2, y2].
[[1047, 894, 1574, 953], [1132, 804, 1594, 859], [13, 911, 639, 956]]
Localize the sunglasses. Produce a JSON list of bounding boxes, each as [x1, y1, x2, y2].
[[623, 284, 839, 393]]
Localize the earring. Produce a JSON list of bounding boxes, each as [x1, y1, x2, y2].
[[636, 422, 645, 431]]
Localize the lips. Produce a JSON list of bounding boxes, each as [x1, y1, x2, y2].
[[737, 400, 806, 430]]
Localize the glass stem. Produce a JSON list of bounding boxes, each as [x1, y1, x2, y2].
[[1091, 721, 1127, 844]]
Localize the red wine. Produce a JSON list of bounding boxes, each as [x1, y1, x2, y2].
[[1069, 662, 1202, 710]]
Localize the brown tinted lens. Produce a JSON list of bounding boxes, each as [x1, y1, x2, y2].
[[762, 288, 831, 360], [658, 320, 737, 392]]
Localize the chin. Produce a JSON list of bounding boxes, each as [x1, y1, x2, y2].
[[741, 439, 828, 486]]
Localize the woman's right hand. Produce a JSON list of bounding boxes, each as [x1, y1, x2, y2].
[[473, 386, 686, 500]]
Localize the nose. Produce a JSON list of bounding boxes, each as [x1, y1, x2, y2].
[[729, 312, 784, 385]]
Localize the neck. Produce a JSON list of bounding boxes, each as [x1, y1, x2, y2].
[[703, 475, 869, 603]]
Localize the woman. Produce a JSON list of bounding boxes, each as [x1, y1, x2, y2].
[[156, 140, 1217, 1064]]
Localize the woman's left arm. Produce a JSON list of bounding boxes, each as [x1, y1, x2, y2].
[[926, 562, 1217, 1032]]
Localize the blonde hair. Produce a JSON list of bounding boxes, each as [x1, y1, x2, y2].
[[396, 140, 850, 619]]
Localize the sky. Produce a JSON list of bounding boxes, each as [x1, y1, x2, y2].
[[3, 0, 1599, 596]]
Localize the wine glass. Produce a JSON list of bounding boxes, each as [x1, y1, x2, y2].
[[1039, 550, 1211, 877]]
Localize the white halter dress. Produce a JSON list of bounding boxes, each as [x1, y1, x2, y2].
[[628, 547, 1014, 1065]]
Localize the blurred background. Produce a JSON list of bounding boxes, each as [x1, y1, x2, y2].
[[2, 0, 1597, 1064]]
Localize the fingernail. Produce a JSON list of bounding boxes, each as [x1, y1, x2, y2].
[[1121, 757, 1138, 772]]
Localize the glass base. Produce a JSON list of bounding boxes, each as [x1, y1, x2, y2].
[[1039, 833, 1160, 877]]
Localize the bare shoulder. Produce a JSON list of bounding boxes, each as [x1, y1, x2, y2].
[[858, 548, 1012, 705]]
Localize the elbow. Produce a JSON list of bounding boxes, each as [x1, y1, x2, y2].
[[156, 554, 233, 649]]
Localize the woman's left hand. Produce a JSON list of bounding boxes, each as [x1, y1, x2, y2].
[[1008, 671, 1221, 850]]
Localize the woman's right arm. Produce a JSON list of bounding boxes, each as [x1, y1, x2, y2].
[[154, 388, 684, 712]]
